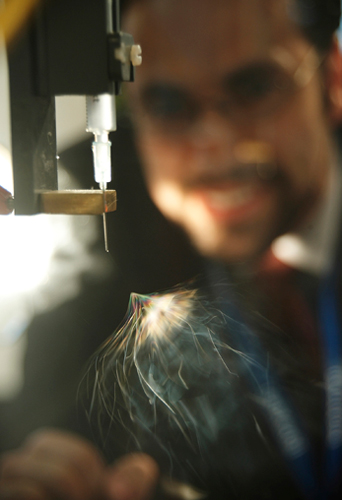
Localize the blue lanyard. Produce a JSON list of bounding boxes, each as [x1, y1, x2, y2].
[[318, 272, 342, 494], [209, 265, 342, 499]]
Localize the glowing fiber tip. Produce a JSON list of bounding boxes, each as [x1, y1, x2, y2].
[[131, 291, 195, 342], [89, 286, 242, 452]]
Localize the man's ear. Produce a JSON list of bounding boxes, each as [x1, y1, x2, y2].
[[324, 36, 342, 126]]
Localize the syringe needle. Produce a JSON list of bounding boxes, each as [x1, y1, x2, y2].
[[102, 188, 109, 252], [103, 212, 109, 252], [86, 94, 116, 253]]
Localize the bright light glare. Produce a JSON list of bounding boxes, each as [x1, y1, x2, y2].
[[0, 143, 12, 191], [0, 215, 55, 296], [0, 147, 103, 302], [0, 145, 54, 296]]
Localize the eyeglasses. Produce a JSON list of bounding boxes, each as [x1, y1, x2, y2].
[[135, 47, 322, 134]]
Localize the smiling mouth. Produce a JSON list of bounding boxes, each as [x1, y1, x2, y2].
[[192, 179, 276, 223], [205, 184, 256, 210], [187, 161, 280, 220]]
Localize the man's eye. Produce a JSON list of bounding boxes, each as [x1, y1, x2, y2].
[[226, 65, 291, 105], [140, 85, 197, 121]]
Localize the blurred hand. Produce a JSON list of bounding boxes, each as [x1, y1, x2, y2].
[[0, 429, 159, 500], [0, 186, 13, 215]]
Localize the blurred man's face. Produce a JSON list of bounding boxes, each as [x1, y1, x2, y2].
[[125, 0, 337, 264]]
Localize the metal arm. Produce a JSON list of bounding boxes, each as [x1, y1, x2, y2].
[[6, 0, 141, 218]]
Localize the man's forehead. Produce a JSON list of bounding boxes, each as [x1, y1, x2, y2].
[[125, 0, 307, 82]]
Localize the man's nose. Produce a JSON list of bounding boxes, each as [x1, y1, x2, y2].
[[187, 109, 246, 167], [190, 107, 234, 141], [186, 109, 275, 176]]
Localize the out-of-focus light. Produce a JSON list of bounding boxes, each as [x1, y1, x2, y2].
[[0, 143, 12, 190], [0, 34, 10, 153], [0, 215, 56, 296], [0, 144, 54, 296], [0, 151, 108, 399]]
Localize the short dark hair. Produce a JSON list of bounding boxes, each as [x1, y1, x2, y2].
[[294, 0, 341, 52], [120, 0, 341, 53]]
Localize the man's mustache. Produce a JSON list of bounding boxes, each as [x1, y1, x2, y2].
[[187, 161, 279, 188]]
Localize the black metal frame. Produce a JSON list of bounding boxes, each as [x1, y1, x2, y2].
[[8, 0, 133, 214]]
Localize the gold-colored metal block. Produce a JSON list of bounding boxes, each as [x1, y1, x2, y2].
[[37, 190, 117, 215]]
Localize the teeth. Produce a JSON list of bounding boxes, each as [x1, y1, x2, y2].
[[206, 185, 255, 210]]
